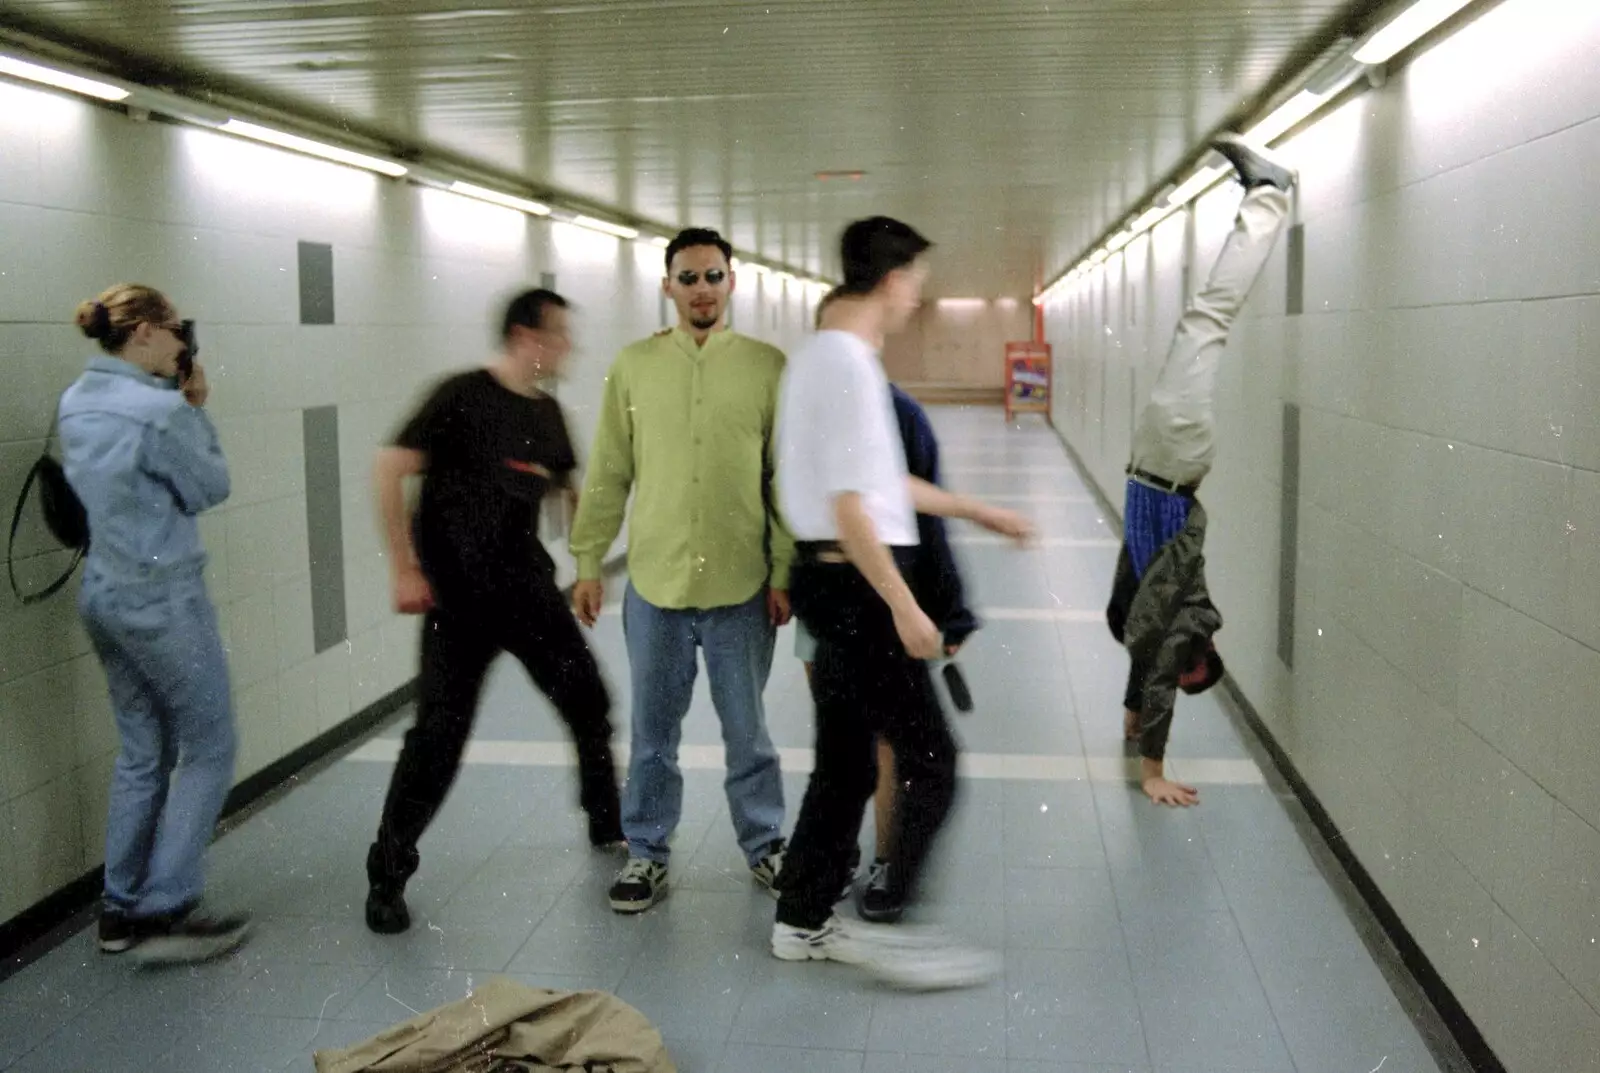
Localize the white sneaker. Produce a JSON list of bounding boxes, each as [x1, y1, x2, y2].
[[770, 914, 1000, 991]]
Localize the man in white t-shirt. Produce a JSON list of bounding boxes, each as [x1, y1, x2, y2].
[[770, 216, 1033, 990]]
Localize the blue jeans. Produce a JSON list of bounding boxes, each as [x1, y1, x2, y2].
[[80, 564, 237, 918], [621, 583, 783, 866]]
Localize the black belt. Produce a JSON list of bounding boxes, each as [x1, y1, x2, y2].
[[795, 540, 849, 564], [1128, 467, 1198, 498]]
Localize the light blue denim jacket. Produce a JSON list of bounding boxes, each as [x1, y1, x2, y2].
[[58, 356, 230, 580]]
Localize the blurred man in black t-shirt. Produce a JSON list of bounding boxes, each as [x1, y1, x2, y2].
[[362, 288, 623, 935]]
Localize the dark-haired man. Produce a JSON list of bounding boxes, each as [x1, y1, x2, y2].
[[1109, 132, 1297, 808], [570, 228, 792, 914], [772, 217, 1032, 988], [363, 288, 623, 934]]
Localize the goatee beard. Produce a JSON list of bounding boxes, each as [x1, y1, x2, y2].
[[690, 315, 718, 331]]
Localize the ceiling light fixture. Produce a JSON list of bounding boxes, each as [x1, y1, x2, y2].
[[1133, 203, 1177, 234], [449, 181, 550, 216], [218, 119, 407, 176], [1353, 0, 1476, 64], [1163, 164, 1229, 210], [572, 215, 639, 240], [1245, 88, 1333, 145], [0, 54, 129, 101]]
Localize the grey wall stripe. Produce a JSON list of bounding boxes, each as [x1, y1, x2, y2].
[[1277, 402, 1301, 668], [1286, 223, 1305, 316], [303, 405, 348, 654], [298, 241, 336, 325]]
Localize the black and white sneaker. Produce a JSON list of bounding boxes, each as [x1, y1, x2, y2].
[[770, 914, 999, 991], [130, 909, 252, 967], [751, 839, 785, 895], [758, 841, 860, 902], [608, 858, 668, 914], [858, 858, 904, 923]]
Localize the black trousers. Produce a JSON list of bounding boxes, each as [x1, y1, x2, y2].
[[368, 575, 620, 888], [776, 546, 959, 930]]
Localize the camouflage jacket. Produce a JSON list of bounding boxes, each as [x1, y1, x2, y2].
[[1106, 499, 1222, 762]]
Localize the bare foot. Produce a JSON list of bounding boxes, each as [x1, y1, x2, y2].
[[1143, 777, 1200, 807]]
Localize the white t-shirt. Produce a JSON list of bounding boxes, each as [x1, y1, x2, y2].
[[777, 329, 917, 546]]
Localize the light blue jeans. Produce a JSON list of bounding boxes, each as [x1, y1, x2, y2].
[[621, 583, 783, 866], [80, 563, 237, 918]]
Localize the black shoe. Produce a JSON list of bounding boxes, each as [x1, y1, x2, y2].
[[1210, 132, 1297, 191], [98, 909, 138, 954], [858, 859, 905, 923], [365, 886, 411, 934], [588, 815, 626, 850], [129, 909, 252, 966]]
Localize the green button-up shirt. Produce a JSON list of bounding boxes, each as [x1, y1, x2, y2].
[[570, 326, 794, 610]]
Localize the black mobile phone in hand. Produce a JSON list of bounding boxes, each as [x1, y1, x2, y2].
[[175, 319, 198, 380], [942, 661, 974, 713]]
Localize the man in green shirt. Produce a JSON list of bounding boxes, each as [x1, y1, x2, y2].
[[570, 228, 793, 914]]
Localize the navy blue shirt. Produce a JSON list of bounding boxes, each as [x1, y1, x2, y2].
[[888, 385, 979, 647]]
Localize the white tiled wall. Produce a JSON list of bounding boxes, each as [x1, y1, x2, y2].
[[1042, 1, 1600, 1068], [0, 84, 812, 925]]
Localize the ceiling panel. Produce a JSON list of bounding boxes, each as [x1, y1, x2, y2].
[[0, 0, 1360, 295]]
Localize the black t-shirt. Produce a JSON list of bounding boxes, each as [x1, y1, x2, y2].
[[395, 369, 575, 594]]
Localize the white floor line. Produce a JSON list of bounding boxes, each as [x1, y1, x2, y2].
[[943, 465, 1076, 475], [968, 494, 1093, 504], [599, 604, 1107, 621], [951, 535, 1116, 547], [978, 607, 1104, 622], [341, 738, 1265, 786]]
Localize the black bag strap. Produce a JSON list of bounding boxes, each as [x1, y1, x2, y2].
[[7, 404, 85, 606]]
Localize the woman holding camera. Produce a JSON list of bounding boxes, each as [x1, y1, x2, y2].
[[59, 284, 250, 965]]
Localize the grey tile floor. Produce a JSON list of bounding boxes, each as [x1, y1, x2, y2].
[[0, 407, 1461, 1072]]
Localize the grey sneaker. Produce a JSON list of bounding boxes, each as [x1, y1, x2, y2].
[[608, 858, 668, 914]]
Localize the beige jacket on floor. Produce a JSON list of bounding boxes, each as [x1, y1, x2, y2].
[[313, 976, 677, 1073]]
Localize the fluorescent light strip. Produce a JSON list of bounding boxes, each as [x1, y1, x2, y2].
[[1164, 164, 1229, 210], [572, 215, 639, 239], [1245, 88, 1332, 145], [449, 181, 550, 216], [1132, 203, 1177, 236], [649, 236, 671, 248], [219, 119, 407, 176], [0, 55, 129, 101], [1105, 230, 1134, 253], [1353, 0, 1475, 64]]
